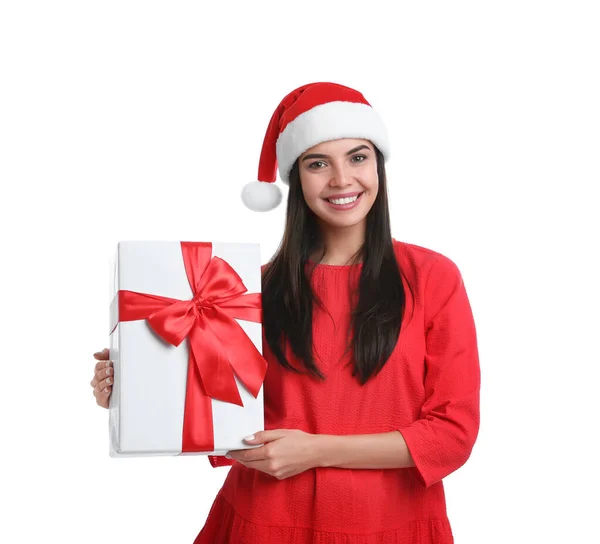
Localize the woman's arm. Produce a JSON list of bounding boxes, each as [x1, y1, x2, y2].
[[315, 431, 415, 469], [319, 257, 480, 488]]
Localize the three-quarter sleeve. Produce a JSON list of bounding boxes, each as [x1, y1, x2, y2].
[[207, 455, 234, 468], [397, 255, 481, 488]]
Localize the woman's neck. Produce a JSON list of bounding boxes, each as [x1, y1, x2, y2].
[[311, 221, 366, 265]]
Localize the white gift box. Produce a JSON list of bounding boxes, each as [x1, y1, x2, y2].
[[108, 240, 265, 457]]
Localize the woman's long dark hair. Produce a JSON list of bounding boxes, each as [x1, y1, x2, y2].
[[261, 145, 414, 384]]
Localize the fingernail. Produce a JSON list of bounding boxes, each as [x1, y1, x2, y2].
[[106, 377, 112, 384], [225, 453, 231, 458], [244, 435, 255, 441], [103, 386, 109, 393]]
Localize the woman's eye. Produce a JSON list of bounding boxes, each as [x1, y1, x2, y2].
[[308, 156, 366, 169]]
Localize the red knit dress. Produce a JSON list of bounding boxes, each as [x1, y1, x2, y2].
[[194, 238, 480, 544]]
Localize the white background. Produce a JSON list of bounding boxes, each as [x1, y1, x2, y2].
[[1, 1, 598, 542]]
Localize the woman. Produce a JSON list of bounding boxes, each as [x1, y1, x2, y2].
[[91, 82, 481, 543]]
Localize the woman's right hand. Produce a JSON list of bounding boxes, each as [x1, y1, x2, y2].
[[91, 347, 113, 409]]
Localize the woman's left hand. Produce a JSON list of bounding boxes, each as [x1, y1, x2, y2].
[[226, 429, 321, 480]]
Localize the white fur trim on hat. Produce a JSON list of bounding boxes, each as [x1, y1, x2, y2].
[[241, 181, 283, 212], [275, 101, 390, 184]]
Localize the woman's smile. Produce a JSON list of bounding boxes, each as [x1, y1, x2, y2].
[[322, 191, 365, 210]]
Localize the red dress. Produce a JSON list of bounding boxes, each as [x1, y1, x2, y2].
[[194, 239, 480, 544]]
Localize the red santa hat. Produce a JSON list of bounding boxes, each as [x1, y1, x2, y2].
[[241, 82, 391, 212]]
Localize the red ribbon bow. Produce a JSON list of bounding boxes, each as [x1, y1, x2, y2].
[[111, 241, 266, 453]]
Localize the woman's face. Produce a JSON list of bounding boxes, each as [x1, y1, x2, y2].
[[298, 138, 379, 229]]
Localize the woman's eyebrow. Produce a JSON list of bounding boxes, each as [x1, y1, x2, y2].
[[301, 144, 371, 161]]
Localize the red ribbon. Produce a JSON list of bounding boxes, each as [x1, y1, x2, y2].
[[111, 241, 267, 453]]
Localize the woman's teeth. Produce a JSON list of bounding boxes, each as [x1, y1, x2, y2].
[[327, 194, 359, 204]]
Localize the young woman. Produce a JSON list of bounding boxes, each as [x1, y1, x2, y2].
[[91, 82, 481, 544]]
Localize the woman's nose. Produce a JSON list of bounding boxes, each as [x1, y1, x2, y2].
[[329, 164, 352, 186]]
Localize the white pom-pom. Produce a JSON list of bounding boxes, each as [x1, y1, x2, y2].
[[241, 181, 283, 212]]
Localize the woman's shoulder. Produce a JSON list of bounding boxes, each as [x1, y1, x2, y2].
[[392, 238, 461, 279], [260, 261, 275, 278]]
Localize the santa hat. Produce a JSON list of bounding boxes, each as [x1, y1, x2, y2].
[[241, 82, 391, 212]]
